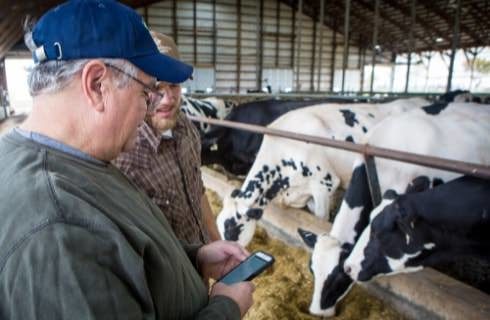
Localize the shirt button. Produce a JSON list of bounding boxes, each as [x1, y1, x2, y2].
[[166, 200, 169, 205]]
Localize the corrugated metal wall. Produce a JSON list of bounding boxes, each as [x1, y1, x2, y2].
[[139, 0, 371, 94]]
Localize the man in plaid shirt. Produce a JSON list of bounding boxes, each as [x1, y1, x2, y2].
[[113, 31, 220, 244]]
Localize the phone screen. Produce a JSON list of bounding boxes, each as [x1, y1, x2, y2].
[[219, 252, 273, 285]]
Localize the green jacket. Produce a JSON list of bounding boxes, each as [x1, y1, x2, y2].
[[0, 131, 240, 320]]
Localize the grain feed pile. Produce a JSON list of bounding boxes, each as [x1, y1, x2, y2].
[[206, 189, 404, 320]]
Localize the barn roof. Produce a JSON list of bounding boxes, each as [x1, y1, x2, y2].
[[0, 0, 488, 59]]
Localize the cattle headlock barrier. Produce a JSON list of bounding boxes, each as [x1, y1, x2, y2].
[[188, 115, 490, 207]]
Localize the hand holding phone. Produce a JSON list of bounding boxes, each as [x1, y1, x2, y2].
[[218, 251, 275, 285]]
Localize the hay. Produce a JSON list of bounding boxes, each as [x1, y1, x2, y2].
[[205, 189, 404, 320]]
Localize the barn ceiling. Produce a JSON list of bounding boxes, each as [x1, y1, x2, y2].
[[0, 0, 488, 59]]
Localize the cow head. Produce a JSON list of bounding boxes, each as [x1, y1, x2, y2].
[[216, 191, 263, 246], [298, 228, 355, 317], [344, 198, 429, 282]]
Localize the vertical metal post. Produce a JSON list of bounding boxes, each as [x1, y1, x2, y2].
[[389, 53, 396, 92], [310, 16, 317, 91], [359, 46, 366, 94], [172, 0, 178, 43], [404, 0, 416, 93], [0, 58, 9, 119], [446, 0, 461, 92], [329, 20, 337, 92], [193, 0, 197, 66], [256, 0, 264, 90], [317, 0, 325, 92], [364, 155, 382, 207], [143, 6, 149, 25], [212, 0, 216, 90], [237, 0, 242, 93], [290, 7, 296, 69], [369, 0, 379, 95], [275, 0, 280, 68], [295, 0, 303, 91], [341, 0, 351, 94]]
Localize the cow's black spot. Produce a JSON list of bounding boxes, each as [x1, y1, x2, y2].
[[264, 176, 290, 201], [422, 102, 448, 115], [263, 165, 269, 172], [340, 109, 359, 127], [320, 173, 333, 187], [300, 162, 313, 177], [316, 166, 321, 171], [224, 218, 243, 241], [254, 171, 265, 182], [345, 135, 354, 143], [368, 113, 375, 118], [281, 159, 297, 170], [362, 126, 368, 133]]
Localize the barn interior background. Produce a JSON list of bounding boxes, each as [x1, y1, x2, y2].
[[0, 1, 489, 319], [1, 0, 490, 116]]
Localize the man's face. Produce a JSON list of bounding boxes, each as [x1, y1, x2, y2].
[[108, 69, 154, 154], [149, 83, 182, 132]]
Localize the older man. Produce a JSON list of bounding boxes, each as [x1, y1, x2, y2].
[[0, 1, 253, 319], [114, 31, 220, 244]]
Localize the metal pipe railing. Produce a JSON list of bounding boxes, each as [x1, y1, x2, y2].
[[188, 115, 490, 180]]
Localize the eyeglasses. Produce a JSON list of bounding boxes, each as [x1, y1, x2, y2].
[[106, 63, 164, 112]]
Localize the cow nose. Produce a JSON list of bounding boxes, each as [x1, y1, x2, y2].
[[344, 265, 352, 275]]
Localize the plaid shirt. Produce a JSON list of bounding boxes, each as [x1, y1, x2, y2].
[[113, 112, 209, 244]]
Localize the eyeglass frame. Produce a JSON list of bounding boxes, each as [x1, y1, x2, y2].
[[105, 63, 165, 112]]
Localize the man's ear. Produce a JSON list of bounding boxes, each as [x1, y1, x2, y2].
[[81, 60, 108, 112]]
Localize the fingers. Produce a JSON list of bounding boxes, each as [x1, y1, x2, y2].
[[221, 241, 249, 261]]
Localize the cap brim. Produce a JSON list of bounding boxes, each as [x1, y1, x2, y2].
[[129, 53, 193, 83]]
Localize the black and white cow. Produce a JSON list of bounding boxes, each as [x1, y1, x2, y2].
[[343, 175, 490, 282], [216, 97, 429, 247], [202, 98, 347, 175], [181, 96, 236, 134], [299, 102, 490, 316]]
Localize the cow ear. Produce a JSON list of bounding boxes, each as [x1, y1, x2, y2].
[[297, 228, 317, 249], [245, 208, 263, 220], [395, 205, 417, 236], [405, 176, 431, 194], [230, 189, 241, 198]]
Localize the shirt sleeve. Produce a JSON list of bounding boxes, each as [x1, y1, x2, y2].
[[0, 222, 151, 320]]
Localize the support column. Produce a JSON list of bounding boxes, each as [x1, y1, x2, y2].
[[295, 0, 303, 91], [0, 58, 9, 118], [329, 21, 337, 92], [212, 0, 216, 89], [446, 0, 461, 92], [255, 0, 264, 90], [341, 0, 351, 94], [404, 0, 416, 93], [316, 0, 325, 92], [369, 0, 380, 95], [237, 0, 242, 93], [193, 0, 197, 66], [310, 16, 317, 91], [172, 0, 178, 43]]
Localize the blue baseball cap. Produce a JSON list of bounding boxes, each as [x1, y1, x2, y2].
[[31, 0, 193, 83]]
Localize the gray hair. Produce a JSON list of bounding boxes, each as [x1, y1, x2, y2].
[[24, 18, 138, 97]]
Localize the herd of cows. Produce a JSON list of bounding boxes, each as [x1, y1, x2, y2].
[[180, 91, 490, 317]]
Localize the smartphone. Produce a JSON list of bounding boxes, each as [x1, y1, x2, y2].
[[218, 251, 275, 285]]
